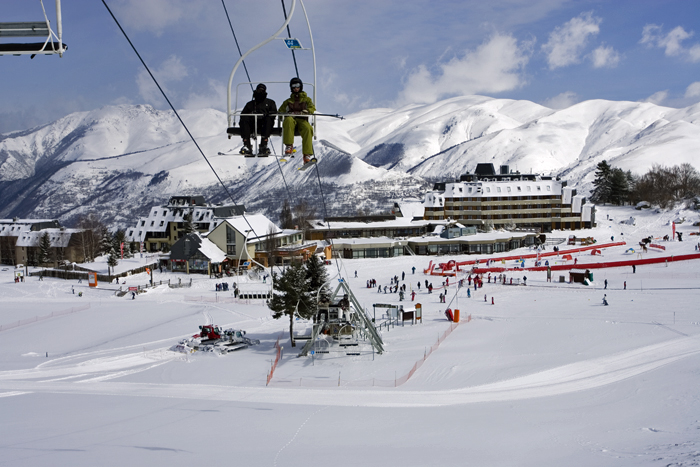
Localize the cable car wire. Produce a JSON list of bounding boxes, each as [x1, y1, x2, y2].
[[281, 0, 300, 79], [221, 0, 254, 93], [101, 0, 264, 243]]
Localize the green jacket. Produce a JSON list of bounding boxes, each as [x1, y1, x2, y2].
[[279, 91, 315, 116]]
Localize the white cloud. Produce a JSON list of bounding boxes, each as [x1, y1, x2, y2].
[[590, 44, 620, 68], [396, 34, 531, 106], [183, 79, 226, 111], [684, 82, 700, 98], [542, 91, 579, 109], [542, 12, 601, 69], [136, 55, 189, 106], [640, 24, 700, 62], [641, 90, 669, 105], [113, 0, 195, 35]]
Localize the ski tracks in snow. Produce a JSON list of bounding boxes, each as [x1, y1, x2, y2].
[[0, 334, 698, 407]]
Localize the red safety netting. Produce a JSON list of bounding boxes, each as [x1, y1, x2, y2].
[[266, 331, 284, 386], [267, 316, 471, 388]]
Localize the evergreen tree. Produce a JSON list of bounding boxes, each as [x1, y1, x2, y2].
[[279, 199, 294, 229], [183, 210, 195, 234], [99, 226, 113, 256], [107, 246, 119, 282], [38, 231, 51, 266], [591, 160, 612, 204], [268, 262, 314, 347], [305, 254, 330, 303], [113, 229, 131, 258], [609, 168, 630, 205]]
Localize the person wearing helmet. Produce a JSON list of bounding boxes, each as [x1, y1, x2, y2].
[[279, 77, 316, 164], [239, 83, 277, 156]]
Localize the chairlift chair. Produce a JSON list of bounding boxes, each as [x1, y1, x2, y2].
[[0, 0, 66, 57], [225, 0, 317, 155]]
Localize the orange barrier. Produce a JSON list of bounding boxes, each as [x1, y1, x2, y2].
[[266, 331, 284, 386]]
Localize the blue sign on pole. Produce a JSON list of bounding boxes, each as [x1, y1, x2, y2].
[[284, 38, 302, 49]]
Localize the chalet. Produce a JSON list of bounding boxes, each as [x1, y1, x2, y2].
[[125, 195, 245, 252]]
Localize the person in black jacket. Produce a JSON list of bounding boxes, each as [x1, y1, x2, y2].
[[240, 83, 277, 155]]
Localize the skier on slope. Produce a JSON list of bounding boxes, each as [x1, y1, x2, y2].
[[239, 84, 277, 156], [279, 77, 315, 165]]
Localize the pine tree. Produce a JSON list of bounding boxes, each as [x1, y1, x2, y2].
[[591, 160, 612, 204], [305, 254, 330, 303], [183, 210, 195, 234], [113, 229, 131, 258], [609, 168, 630, 205], [107, 246, 119, 282], [99, 226, 113, 256], [279, 199, 294, 229], [268, 262, 314, 347], [38, 231, 51, 266]]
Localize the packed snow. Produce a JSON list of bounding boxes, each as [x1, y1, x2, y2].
[[1, 204, 700, 466]]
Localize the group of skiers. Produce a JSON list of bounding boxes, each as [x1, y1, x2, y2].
[[238, 78, 315, 166]]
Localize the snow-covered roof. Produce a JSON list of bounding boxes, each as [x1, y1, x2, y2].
[[15, 228, 83, 248], [394, 200, 425, 219], [217, 214, 280, 241], [443, 180, 562, 199], [309, 217, 439, 231], [197, 236, 227, 263]]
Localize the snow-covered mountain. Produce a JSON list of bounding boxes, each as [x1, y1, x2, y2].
[[1, 96, 699, 229]]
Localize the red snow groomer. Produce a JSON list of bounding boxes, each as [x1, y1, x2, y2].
[[171, 325, 260, 355]]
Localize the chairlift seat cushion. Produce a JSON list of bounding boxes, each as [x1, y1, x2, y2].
[[0, 42, 67, 53]]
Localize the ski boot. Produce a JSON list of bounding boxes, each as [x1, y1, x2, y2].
[[284, 145, 296, 156], [240, 139, 253, 156], [258, 138, 271, 157]]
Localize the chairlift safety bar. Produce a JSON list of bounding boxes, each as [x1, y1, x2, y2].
[[227, 0, 317, 136]]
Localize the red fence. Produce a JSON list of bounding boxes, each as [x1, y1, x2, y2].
[[473, 252, 700, 274], [267, 316, 470, 388], [266, 331, 284, 386]]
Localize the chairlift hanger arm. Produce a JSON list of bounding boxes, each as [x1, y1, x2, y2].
[[227, 0, 298, 127]]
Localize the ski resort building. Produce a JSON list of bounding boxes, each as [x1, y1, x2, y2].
[[207, 214, 315, 269], [423, 163, 595, 232], [125, 196, 245, 253], [1, 219, 65, 266], [306, 216, 537, 258]]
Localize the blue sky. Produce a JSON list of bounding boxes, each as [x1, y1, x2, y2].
[[2, 0, 700, 134]]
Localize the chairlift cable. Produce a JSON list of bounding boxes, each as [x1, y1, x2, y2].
[[281, 0, 300, 79], [101, 0, 264, 243], [221, 0, 254, 93]]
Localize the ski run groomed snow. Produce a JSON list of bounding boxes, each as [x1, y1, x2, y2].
[[1, 205, 700, 466]]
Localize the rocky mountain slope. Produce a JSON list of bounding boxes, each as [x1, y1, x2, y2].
[[1, 96, 699, 229]]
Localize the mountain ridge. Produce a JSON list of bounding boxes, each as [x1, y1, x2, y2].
[[1, 96, 699, 229]]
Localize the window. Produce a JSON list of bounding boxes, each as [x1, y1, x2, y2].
[[517, 186, 522, 192], [150, 221, 154, 226], [486, 187, 491, 193], [159, 221, 164, 227], [141, 221, 145, 226], [507, 187, 512, 192], [537, 186, 542, 191], [497, 187, 502, 193], [163, 211, 167, 216], [546, 185, 551, 191]]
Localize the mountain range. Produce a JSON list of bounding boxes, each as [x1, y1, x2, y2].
[[1, 95, 699, 229]]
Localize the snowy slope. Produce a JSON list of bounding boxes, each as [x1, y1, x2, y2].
[[2, 96, 700, 228], [0, 205, 699, 466]]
